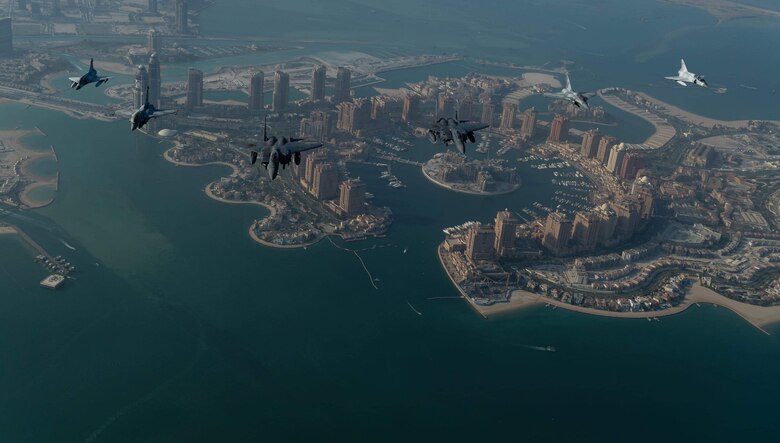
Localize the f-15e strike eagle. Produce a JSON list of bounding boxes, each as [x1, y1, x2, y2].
[[248, 119, 323, 180], [427, 113, 489, 155], [69, 59, 112, 90]]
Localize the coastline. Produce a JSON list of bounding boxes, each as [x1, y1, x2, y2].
[[438, 243, 779, 333], [0, 129, 58, 209]]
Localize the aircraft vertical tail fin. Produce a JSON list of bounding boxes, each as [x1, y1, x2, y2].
[[680, 59, 688, 74], [263, 116, 268, 142], [144, 86, 150, 106], [90, 58, 94, 72], [565, 73, 572, 92]]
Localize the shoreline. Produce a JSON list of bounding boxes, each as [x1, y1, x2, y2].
[[0, 129, 58, 209], [163, 146, 327, 250], [438, 243, 779, 333]]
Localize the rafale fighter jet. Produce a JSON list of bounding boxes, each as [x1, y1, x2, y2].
[[665, 59, 708, 87], [427, 112, 489, 155], [248, 119, 323, 180], [130, 87, 176, 131], [69, 59, 112, 90], [544, 73, 595, 110]]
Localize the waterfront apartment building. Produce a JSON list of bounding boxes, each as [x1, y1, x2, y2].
[[619, 151, 643, 181], [148, 0, 158, 14], [572, 211, 601, 251], [500, 102, 518, 131], [272, 71, 290, 112], [333, 67, 351, 104], [607, 143, 626, 175], [339, 179, 366, 217], [186, 68, 203, 109], [312, 163, 339, 200], [580, 129, 601, 159], [547, 114, 569, 143], [466, 223, 495, 262], [437, 94, 456, 119], [248, 71, 265, 113], [596, 136, 617, 165], [299, 110, 334, 142], [542, 212, 573, 256], [337, 99, 371, 135], [494, 210, 518, 259], [520, 107, 536, 138], [310, 65, 326, 102], [402, 94, 419, 122], [175, 0, 188, 34]]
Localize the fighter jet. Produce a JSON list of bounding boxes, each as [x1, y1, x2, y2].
[[130, 86, 176, 131], [249, 119, 323, 180], [427, 113, 489, 155], [69, 59, 112, 90], [544, 74, 595, 110], [665, 59, 707, 87]]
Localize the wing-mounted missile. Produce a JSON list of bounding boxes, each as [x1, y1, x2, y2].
[[677, 81, 687, 87], [467, 132, 476, 143], [427, 130, 439, 143], [294, 152, 301, 165]]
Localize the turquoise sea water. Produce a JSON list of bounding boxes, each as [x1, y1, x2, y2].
[[1, 1, 780, 441]]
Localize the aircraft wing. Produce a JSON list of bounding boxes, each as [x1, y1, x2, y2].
[[151, 110, 177, 118], [459, 122, 489, 133], [665, 76, 685, 81], [583, 92, 597, 98], [68, 77, 81, 82], [286, 141, 323, 153], [544, 92, 565, 99]]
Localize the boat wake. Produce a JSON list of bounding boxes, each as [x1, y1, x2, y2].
[[61, 239, 77, 251], [406, 301, 422, 316], [521, 344, 556, 353]]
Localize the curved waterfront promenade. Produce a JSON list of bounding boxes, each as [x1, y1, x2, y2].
[[597, 91, 677, 150]]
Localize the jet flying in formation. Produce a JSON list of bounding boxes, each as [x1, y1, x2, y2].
[[249, 119, 323, 180], [69, 59, 112, 90], [665, 59, 707, 87], [427, 113, 489, 155], [544, 74, 595, 109], [130, 86, 177, 131]]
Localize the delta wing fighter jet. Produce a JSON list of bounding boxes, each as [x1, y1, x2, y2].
[[130, 87, 176, 131], [69, 59, 112, 90], [427, 113, 489, 155], [665, 59, 707, 87], [249, 119, 323, 180], [544, 74, 595, 110]]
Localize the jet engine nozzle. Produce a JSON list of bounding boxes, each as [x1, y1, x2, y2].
[[467, 132, 476, 143]]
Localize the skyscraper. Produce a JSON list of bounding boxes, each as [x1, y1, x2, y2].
[[542, 212, 573, 255], [547, 114, 569, 143], [613, 199, 641, 239], [596, 136, 617, 165], [133, 65, 149, 109], [466, 223, 495, 261], [310, 65, 326, 102], [148, 0, 158, 14], [580, 129, 601, 158], [607, 143, 626, 175], [339, 179, 366, 217], [619, 151, 643, 181], [272, 70, 289, 112], [402, 94, 419, 122], [494, 210, 518, 259], [175, 0, 188, 34], [147, 52, 161, 107], [186, 68, 203, 109], [520, 107, 536, 138], [248, 71, 264, 113], [499, 102, 518, 130], [480, 101, 494, 126], [312, 163, 339, 200], [437, 94, 455, 119], [333, 67, 351, 104], [0, 18, 12, 57], [147, 30, 161, 54], [572, 211, 601, 251]]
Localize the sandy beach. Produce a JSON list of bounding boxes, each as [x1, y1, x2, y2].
[[633, 91, 779, 129], [0, 129, 58, 208]]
